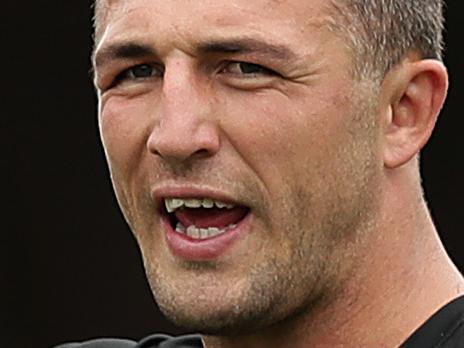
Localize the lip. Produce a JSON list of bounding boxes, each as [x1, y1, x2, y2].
[[152, 185, 252, 261], [162, 212, 252, 261]]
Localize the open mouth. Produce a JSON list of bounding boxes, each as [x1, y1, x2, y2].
[[162, 197, 250, 240]]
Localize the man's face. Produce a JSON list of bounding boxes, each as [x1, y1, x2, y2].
[[94, 0, 383, 334]]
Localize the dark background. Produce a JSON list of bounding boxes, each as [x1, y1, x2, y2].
[[2, 2, 463, 347]]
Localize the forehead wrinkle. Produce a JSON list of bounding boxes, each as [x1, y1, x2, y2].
[[95, 0, 334, 29], [94, 0, 343, 62]]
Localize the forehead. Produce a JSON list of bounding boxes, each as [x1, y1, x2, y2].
[[98, 0, 329, 19], [95, 0, 335, 50]]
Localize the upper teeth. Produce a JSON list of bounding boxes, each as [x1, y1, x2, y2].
[[164, 197, 235, 213]]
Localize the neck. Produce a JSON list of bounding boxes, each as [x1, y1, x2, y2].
[[203, 165, 464, 348]]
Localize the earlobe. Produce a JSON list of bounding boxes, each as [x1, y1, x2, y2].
[[383, 59, 448, 169]]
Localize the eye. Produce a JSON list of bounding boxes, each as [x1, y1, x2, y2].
[[223, 61, 276, 77], [128, 64, 156, 78], [115, 63, 162, 84]]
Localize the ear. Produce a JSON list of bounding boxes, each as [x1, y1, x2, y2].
[[381, 58, 448, 168]]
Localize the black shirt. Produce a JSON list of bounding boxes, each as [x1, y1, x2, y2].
[[54, 334, 203, 348], [55, 296, 464, 348], [401, 295, 464, 347]]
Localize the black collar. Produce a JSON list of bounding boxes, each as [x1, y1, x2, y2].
[[401, 295, 464, 347]]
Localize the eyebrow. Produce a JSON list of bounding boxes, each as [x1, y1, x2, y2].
[[197, 38, 297, 61], [93, 37, 298, 71], [93, 42, 157, 70]]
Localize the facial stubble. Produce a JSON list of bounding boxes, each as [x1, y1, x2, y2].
[[140, 96, 381, 336]]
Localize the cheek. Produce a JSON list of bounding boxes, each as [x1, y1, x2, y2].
[[219, 89, 351, 190], [99, 95, 160, 230], [99, 95, 154, 175]]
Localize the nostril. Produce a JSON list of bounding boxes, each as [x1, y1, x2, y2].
[[193, 148, 212, 158], [147, 118, 220, 162], [150, 142, 217, 162]]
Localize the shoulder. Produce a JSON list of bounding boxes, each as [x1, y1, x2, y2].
[[402, 295, 464, 348], [54, 334, 203, 348], [434, 314, 464, 348], [53, 338, 137, 348]]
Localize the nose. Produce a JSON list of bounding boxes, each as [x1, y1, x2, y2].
[[146, 62, 220, 164]]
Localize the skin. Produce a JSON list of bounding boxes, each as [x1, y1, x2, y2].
[[93, 0, 464, 347]]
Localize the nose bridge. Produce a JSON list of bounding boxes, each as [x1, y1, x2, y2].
[[162, 60, 206, 127], [147, 57, 220, 162]]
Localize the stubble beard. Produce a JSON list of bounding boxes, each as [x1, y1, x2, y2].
[[138, 89, 381, 336], [144, 195, 334, 336], [143, 163, 380, 336]]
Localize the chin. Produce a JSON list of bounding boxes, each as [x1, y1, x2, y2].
[[158, 301, 276, 336], [150, 276, 278, 336]]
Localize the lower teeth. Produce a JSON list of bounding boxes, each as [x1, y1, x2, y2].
[[175, 222, 237, 239]]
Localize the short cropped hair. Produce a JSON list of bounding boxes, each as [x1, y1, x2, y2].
[[93, 0, 445, 80], [328, 0, 445, 80]]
